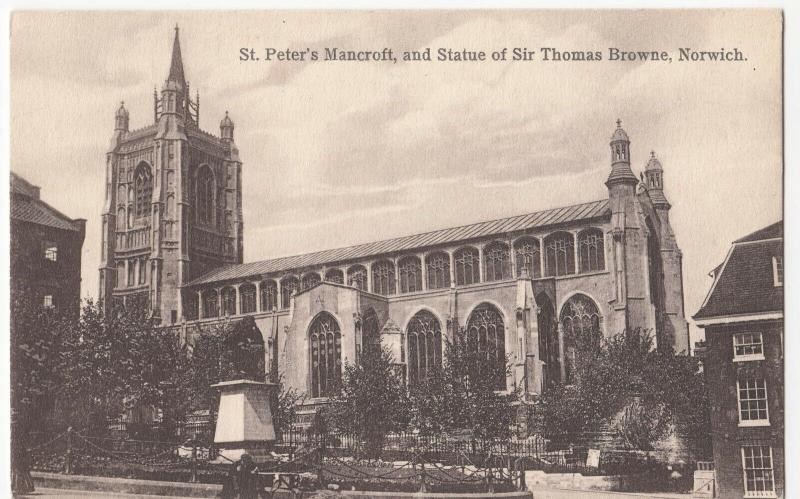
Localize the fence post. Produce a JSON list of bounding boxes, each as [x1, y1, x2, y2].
[[516, 458, 527, 491], [64, 427, 73, 475], [317, 438, 325, 488], [190, 441, 198, 483], [418, 457, 427, 493]]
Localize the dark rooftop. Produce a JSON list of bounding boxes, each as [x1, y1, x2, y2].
[[10, 172, 84, 232]]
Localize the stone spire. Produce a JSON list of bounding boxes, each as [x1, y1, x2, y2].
[[167, 24, 185, 86]]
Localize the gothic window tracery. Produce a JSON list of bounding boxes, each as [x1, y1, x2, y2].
[[536, 293, 560, 387], [559, 294, 602, 384], [196, 165, 215, 226], [407, 310, 442, 386], [454, 247, 480, 286], [514, 237, 541, 278], [544, 232, 576, 277], [465, 304, 506, 389], [222, 287, 237, 316], [134, 163, 153, 219], [362, 308, 381, 357], [578, 229, 605, 273], [425, 252, 451, 290], [372, 260, 396, 296], [325, 268, 344, 284], [301, 272, 322, 291], [240, 283, 256, 314], [398, 256, 423, 293], [280, 276, 299, 309], [260, 280, 278, 311], [203, 289, 219, 318], [484, 242, 511, 282], [309, 312, 342, 398], [347, 265, 368, 291]]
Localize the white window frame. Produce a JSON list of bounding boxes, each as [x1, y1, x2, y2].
[[741, 446, 777, 498], [737, 379, 770, 427], [733, 332, 765, 362], [43, 295, 54, 308], [44, 242, 58, 262], [772, 256, 782, 287]]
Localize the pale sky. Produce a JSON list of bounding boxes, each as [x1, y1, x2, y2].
[[10, 10, 782, 344]]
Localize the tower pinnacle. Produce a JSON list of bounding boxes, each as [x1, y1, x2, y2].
[[168, 24, 185, 86]]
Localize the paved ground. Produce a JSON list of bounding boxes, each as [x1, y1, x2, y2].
[[20, 486, 692, 498]]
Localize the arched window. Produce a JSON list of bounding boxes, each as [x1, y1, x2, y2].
[[301, 272, 321, 291], [280, 276, 298, 309], [544, 232, 576, 277], [483, 242, 511, 282], [222, 287, 237, 316], [407, 310, 442, 386], [362, 308, 381, 358], [116, 261, 125, 288], [514, 237, 541, 278], [138, 257, 147, 285], [134, 163, 153, 219], [560, 294, 602, 384], [183, 292, 198, 321], [240, 283, 257, 314], [347, 265, 368, 291], [398, 256, 423, 293], [196, 165, 215, 225], [260, 280, 278, 311], [536, 293, 559, 387], [203, 290, 219, 318], [372, 260, 396, 296], [309, 313, 342, 398], [117, 207, 125, 227], [425, 252, 451, 290], [578, 229, 605, 273], [454, 247, 480, 286], [128, 260, 136, 287], [325, 269, 344, 284], [465, 304, 506, 389]]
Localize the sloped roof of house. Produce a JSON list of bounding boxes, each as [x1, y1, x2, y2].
[[694, 221, 783, 320], [188, 198, 610, 286], [10, 172, 84, 232]]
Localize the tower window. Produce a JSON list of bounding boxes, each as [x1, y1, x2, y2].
[[196, 166, 215, 225], [134, 163, 153, 219]]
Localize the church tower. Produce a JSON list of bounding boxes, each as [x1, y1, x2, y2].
[[99, 27, 244, 323]]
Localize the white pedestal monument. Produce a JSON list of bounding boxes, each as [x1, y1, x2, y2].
[[211, 379, 276, 463]]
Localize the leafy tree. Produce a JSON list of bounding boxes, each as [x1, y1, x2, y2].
[[328, 345, 412, 457], [410, 327, 518, 442]]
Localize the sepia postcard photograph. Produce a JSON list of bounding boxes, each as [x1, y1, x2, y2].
[[5, 7, 789, 499]]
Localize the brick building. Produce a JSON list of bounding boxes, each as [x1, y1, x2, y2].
[[10, 172, 86, 315], [102, 28, 690, 420], [694, 221, 784, 498]]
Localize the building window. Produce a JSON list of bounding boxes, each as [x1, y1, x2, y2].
[[196, 165, 215, 225], [138, 258, 147, 285], [280, 276, 299, 309], [578, 228, 605, 272], [407, 310, 442, 386], [309, 313, 342, 398], [134, 163, 153, 219], [465, 303, 506, 390], [43, 295, 54, 308], [559, 294, 602, 384], [372, 260, 396, 296], [737, 379, 769, 426], [425, 252, 451, 290], [347, 265, 368, 291], [398, 256, 423, 293], [772, 256, 783, 287], [240, 284, 256, 314], [741, 446, 776, 497], [484, 242, 511, 282], [221, 287, 237, 316], [128, 261, 135, 287], [514, 237, 541, 278], [203, 290, 219, 318], [44, 242, 58, 262], [733, 332, 765, 361], [544, 232, 576, 277], [301, 272, 322, 291], [260, 280, 278, 311], [362, 308, 381, 358], [325, 269, 344, 284], [454, 247, 480, 286]]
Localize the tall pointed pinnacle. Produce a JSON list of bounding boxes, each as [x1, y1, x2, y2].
[[168, 24, 186, 85]]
